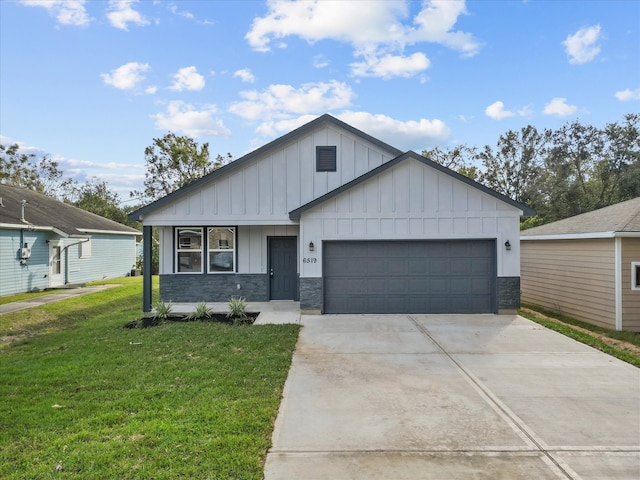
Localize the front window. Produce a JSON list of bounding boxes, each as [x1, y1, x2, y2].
[[176, 228, 203, 273], [633, 262, 640, 291], [208, 227, 235, 272]]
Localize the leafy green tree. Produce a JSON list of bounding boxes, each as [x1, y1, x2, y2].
[[65, 179, 129, 224], [423, 145, 479, 180], [131, 133, 231, 201], [600, 113, 640, 203], [478, 126, 549, 206], [0, 143, 73, 198]]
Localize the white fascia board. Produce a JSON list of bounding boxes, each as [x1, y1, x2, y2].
[[521, 231, 640, 241], [76, 228, 140, 236], [0, 222, 68, 237]]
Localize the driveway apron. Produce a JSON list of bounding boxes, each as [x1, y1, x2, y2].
[[264, 314, 640, 480]]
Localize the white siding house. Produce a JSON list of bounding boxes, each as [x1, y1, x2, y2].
[[129, 114, 533, 314]]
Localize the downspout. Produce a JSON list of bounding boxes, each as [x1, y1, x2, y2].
[[614, 235, 622, 331], [62, 237, 91, 285]]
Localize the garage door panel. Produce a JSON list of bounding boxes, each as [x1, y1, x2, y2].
[[471, 258, 491, 274], [323, 240, 496, 314]]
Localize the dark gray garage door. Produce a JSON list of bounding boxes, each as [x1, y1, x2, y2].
[[323, 240, 496, 314]]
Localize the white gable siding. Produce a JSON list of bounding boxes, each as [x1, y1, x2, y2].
[[144, 124, 397, 226], [300, 158, 522, 278]]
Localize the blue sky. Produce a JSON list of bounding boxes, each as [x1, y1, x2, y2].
[[1, 0, 638, 203]]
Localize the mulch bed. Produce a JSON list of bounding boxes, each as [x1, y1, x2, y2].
[[125, 312, 259, 329]]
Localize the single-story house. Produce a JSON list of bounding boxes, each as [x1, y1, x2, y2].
[[521, 197, 640, 331], [0, 184, 140, 296], [129, 114, 534, 314]]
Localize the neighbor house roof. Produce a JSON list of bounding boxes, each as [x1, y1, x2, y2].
[[128, 113, 404, 221], [0, 184, 140, 237], [521, 197, 640, 240], [289, 151, 536, 219]]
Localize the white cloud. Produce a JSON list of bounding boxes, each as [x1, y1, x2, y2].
[[615, 88, 640, 101], [107, 0, 148, 30], [101, 62, 150, 90], [313, 55, 329, 69], [152, 101, 231, 137], [229, 80, 354, 120], [167, 3, 194, 20], [20, 0, 90, 26], [485, 101, 515, 120], [338, 110, 450, 147], [233, 68, 256, 83], [169, 66, 205, 91], [246, 0, 480, 79], [563, 25, 602, 64], [543, 97, 578, 116], [350, 52, 430, 79], [254, 111, 449, 147]]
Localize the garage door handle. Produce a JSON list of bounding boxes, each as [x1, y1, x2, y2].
[[270, 268, 274, 278]]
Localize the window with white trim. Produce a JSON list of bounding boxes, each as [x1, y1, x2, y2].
[[208, 227, 235, 273], [632, 262, 640, 291], [176, 228, 203, 273]]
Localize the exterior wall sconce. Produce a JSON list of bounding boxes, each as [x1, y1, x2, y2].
[[505, 240, 511, 251], [309, 241, 315, 252]]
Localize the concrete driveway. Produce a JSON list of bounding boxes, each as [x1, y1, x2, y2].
[[264, 314, 640, 480]]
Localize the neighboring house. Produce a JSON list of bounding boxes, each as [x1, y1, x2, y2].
[[0, 184, 140, 296], [129, 114, 534, 314], [521, 197, 640, 332]]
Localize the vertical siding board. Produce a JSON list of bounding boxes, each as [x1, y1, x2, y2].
[[258, 155, 273, 215], [437, 176, 453, 212], [272, 150, 286, 214], [393, 163, 410, 213], [354, 143, 368, 177], [409, 160, 424, 213], [298, 136, 314, 205], [244, 164, 258, 215], [230, 171, 244, 215], [286, 144, 300, 211], [424, 170, 438, 212], [379, 171, 394, 213]]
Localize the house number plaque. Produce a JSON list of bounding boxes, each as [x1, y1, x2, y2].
[[302, 258, 317, 263]]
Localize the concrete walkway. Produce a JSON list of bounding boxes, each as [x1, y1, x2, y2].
[[0, 285, 119, 315], [265, 314, 640, 480]]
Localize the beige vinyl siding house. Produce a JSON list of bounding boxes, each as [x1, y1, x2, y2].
[[521, 197, 640, 332], [622, 239, 640, 331]]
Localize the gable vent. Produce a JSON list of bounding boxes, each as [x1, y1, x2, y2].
[[316, 146, 337, 172]]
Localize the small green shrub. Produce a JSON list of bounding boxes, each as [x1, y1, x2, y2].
[[185, 301, 212, 321], [227, 297, 249, 325], [152, 300, 173, 322]]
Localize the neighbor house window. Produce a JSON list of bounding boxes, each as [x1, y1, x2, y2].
[[176, 228, 203, 273], [208, 227, 235, 273], [316, 146, 337, 172], [633, 262, 640, 291]]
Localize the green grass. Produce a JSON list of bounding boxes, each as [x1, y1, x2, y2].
[[521, 303, 640, 348], [519, 306, 640, 368], [0, 278, 300, 479]]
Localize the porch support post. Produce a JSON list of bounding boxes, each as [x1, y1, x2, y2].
[[143, 225, 153, 313]]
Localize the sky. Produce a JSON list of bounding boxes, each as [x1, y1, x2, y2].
[[1, 0, 639, 204]]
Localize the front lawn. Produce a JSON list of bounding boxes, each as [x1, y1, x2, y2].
[[0, 278, 300, 479]]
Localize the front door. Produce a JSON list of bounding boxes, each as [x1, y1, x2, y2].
[[268, 237, 297, 300], [49, 240, 64, 288]]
